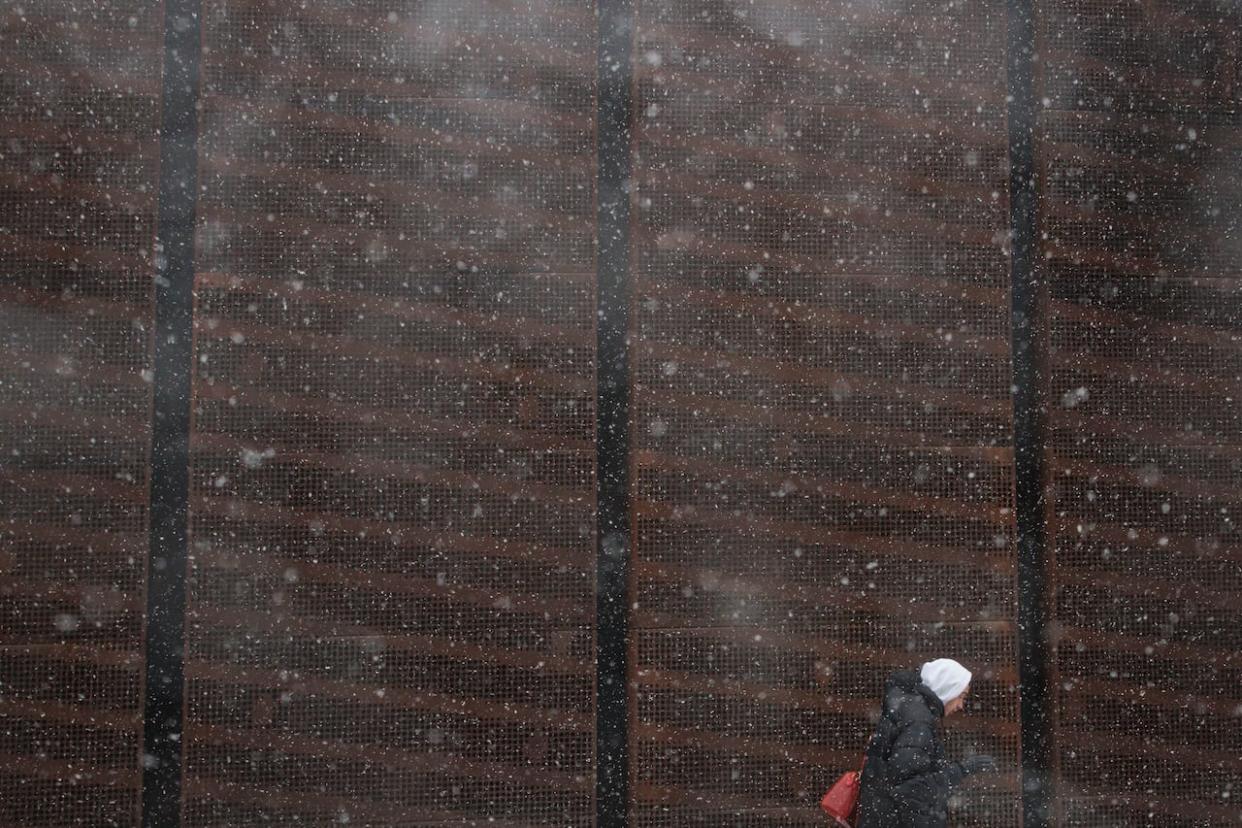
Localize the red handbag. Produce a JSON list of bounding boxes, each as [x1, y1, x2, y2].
[[820, 761, 864, 827]]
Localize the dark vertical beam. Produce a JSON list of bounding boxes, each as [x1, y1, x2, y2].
[[1006, 0, 1051, 826], [143, 0, 202, 825], [596, 0, 636, 826]]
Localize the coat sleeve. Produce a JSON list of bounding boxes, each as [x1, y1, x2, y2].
[[885, 721, 965, 811]]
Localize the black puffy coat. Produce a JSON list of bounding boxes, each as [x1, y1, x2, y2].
[[855, 670, 966, 828]]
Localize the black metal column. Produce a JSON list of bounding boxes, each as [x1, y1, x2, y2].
[[1006, 1, 1051, 826], [142, 0, 202, 825], [595, 0, 636, 825]]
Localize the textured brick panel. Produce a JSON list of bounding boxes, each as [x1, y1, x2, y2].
[[629, 1, 1019, 824], [0, 1, 160, 824], [182, 1, 598, 824], [1039, 1, 1242, 824]]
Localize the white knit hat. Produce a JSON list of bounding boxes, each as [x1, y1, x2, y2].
[[920, 658, 972, 704]]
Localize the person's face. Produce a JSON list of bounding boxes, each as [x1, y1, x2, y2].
[[944, 685, 969, 716]]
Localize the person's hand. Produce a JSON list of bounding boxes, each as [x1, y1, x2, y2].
[[959, 754, 999, 776]]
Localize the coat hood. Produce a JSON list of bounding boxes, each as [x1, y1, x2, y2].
[[882, 669, 945, 721]]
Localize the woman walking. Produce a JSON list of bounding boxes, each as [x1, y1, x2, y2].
[[855, 658, 997, 828]]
